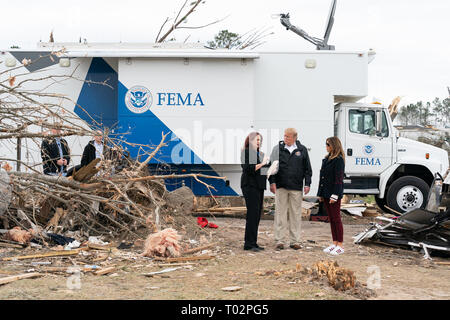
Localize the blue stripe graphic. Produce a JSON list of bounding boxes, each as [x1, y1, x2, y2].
[[74, 59, 237, 196], [75, 58, 118, 129]]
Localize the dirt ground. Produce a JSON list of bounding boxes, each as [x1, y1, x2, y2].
[[0, 215, 449, 300]]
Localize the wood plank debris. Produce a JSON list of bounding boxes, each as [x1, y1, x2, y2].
[[194, 207, 247, 212], [0, 272, 42, 285], [156, 263, 197, 267], [88, 243, 117, 251], [0, 241, 26, 249], [142, 267, 181, 277], [182, 242, 218, 255], [94, 266, 116, 276], [154, 255, 215, 263], [341, 203, 369, 208], [221, 286, 242, 292], [1, 248, 85, 261]]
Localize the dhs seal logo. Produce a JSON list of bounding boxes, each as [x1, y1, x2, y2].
[[363, 144, 374, 155], [125, 86, 152, 114]]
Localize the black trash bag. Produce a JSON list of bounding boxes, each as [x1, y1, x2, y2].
[[31, 233, 76, 246]]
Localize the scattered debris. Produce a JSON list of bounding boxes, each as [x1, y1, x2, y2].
[[142, 267, 181, 277], [0, 272, 42, 285], [142, 228, 181, 258], [3, 227, 33, 244], [153, 255, 215, 263], [64, 240, 81, 250], [183, 242, 218, 255], [362, 208, 379, 217], [88, 242, 117, 252], [315, 292, 325, 297], [197, 217, 218, 229], [46, 233, 75, 246], [30, 261, 52, 266], [221, 286, 242, 292], [0, 239, 26, 249], [88, 237, 108, 246], [2, 248, 85, 261], [156, 262, 197, 267], [342, 207, 364, 217], [313, 260, 355, 291], [94, 266, 116, 276], [257, 261, 376, 299], [353, 173, 450, 259]]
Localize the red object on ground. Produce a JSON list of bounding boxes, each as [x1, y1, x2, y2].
[[197, 217, 218, 228], [197, 217, 208, 228], [207, 222, 218, 229]]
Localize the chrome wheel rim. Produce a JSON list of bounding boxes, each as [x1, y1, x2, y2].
[[396, 185, 424, 212]]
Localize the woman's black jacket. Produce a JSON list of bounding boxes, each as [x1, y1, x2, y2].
[[240, 148, 268, 190], [317, 155, 345, 199]]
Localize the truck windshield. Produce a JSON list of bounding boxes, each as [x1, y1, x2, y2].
[[349, 110, 376, 135], [349, 109, 389, 137]]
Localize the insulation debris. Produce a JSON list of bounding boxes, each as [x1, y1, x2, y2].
[[3, 227, 33, 244], [142, 228, 182, 258]]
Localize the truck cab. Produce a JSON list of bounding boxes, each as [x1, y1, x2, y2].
[[336, 102, 449, 213]]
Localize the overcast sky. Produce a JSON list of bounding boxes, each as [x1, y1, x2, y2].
[[2, 0, 449, 106]]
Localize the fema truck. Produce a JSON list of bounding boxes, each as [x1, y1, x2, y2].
[[0, 41, 448, 214]]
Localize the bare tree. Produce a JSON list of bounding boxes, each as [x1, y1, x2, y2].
[[207, 27, 274, 50], [155, 0, 227, 43]]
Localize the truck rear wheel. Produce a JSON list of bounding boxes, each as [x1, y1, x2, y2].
[[386, 176, 429, 214]]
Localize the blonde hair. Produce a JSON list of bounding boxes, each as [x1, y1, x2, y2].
[[284, 128, 298, 139], [326, 136, 345, 161]]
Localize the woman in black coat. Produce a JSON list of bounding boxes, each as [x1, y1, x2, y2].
[[317, 136, 346, 256], [241, 132, 269, 252]]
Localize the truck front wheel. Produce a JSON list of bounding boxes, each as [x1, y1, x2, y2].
[[374, 196, 388, 212], [386, 176, 429, 214]]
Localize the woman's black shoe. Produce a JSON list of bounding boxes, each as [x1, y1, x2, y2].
[[255, 245, 265, 250], [244, 246, 261, 252]]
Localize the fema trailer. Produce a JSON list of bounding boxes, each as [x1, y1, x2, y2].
[[0, 41, 448, 214]]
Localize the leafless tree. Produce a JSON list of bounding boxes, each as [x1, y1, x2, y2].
[[155, 0, 228, 43]]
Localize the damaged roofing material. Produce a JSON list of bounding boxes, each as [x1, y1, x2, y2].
[[354, 172, 450, 259]]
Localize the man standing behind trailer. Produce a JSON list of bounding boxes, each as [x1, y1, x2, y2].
[[41, 125, 71, 176], [269, 128, 312, 250], [80, 131, 108, 168]]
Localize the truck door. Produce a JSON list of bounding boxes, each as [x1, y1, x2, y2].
[[345, 108, 393, 176]]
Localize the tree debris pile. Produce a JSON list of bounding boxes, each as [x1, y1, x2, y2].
[[0, 130, 225, 251], [255, 260, 376, 299], [312, 260, 355, 291], [1, 161, 217, 245]]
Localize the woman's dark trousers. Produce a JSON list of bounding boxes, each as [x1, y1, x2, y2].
[[243, 187, 264, 248]]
